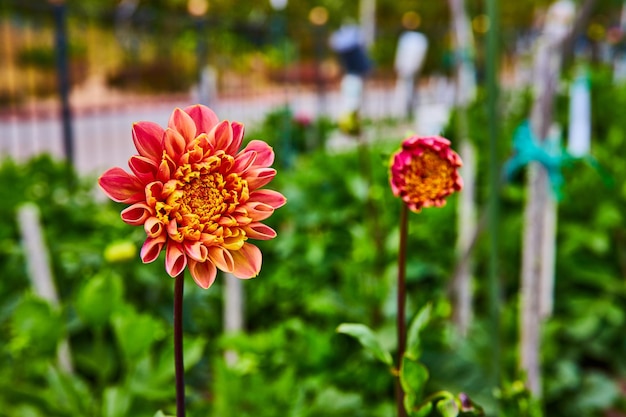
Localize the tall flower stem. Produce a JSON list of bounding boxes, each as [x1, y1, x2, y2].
[[174, 272, 186, 417], [396, 203, 409, 417]]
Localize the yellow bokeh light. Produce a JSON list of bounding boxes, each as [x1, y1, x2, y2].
[[587, 23, 605, 41], [187, 0, 208, 17], [309, 6, 329, 26], [472, 14, 490, 34], [402, 11, 421, 30]]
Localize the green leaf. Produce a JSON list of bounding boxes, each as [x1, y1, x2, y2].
[[406, 303, 432, 360], [336, 323, 393, 366], [103, 386, 131, 417], [153, 336, 207, 382], [410, 401, 433, 417], [75, 272, 124, 327], [111, 306, 165, 363], [404, 391, 418, 414], [400, 357, 429, 396], [10, 295, 64, 356], [154, 412, 174, 417], [46, 366, 92, 415], [436, 397, 459, 417]]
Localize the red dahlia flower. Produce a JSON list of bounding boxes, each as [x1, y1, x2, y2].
[[99, 105, 286, 288], [389, 135, 463, 212]]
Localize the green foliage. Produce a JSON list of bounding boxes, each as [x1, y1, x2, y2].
[[1, 66, 626, 416], [338, 304, 483, 417], [337, 323, 393, 366]]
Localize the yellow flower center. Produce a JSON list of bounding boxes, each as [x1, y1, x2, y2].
[[404, 149, 454, 203], [155, 152, 249, 245]]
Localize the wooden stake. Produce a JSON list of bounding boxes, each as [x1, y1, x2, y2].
[[520, 1, 574, 395], [448, 0, 478, 337], [223, 273, 244, 365], [17, 203, 73, 373]]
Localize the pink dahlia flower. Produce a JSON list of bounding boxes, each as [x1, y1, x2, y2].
[[99, 105, 286, 289], [390, 135, 463, 212]]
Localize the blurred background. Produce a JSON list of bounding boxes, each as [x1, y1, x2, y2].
[[1, 0, 626, 416]]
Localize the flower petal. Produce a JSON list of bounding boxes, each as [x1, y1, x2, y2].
[[244, 167, 276, 190], [132, 121, 164, 161], [163, 128, 187, 162], [98, 167, 144, 203], [227, 121, 244, 155], [121, 203, 153, 226], [144, 217, 164, 238], [240, 140, 274, 167], [232, 150, 258, 174], [145, 181, 163, 207], [157, 154, 176, 182], [168, 108, 197, 143], [188, 260, 217, 289], [243, 223, 277, 240], [185, 241, 208, 262], [184, 104, 220, 135], [208, 246, 234, 273], [231, 242, 262, 279], [242, 201, 275, 221], [208, 121, 233, 152], [141, 235, 166, 263], [165, 241, 187, 277], [249, 189, 286, 209], [129, 155, 158, 183]]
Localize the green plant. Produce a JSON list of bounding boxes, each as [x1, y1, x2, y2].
[[338, 304, 484, 417]]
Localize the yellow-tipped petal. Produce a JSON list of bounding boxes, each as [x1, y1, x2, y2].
[[231, 242, 262, 279]]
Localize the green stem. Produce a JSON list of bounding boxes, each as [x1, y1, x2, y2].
[[174, 272, 186, 417], [396, 203, 409, 417]]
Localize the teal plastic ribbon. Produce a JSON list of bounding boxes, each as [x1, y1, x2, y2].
[[503, 120, 610, 199]]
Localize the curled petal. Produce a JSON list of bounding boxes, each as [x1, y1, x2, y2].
[[98, 167, 144, 203], [140, 235, 166, 263], [165, 241, 187, 277], [233, 150, 257, 174], [244, 167, 276, 190], [231, 242, 262, 279], [232, 210, 253, 225], [242, 201, 275, 221], [208, 246, 234, 273], [145, 181, 163, 207], [240, 140, 274, 167], [121, 203, 153, 226], [227, 121, 245, 155], [132, 121, 164, 161], [157, 154, 176, 182], [249, 189, 286, 209], [129, 155, 158, 183], [163, 128, 187, 162], [209, 121, 233, 152], [185, 241, 208, 262], [167, 219, 184, 242], [184, 104, 220, 136], [222, 234, 246, 251], [188, 260, 217, 289], [144, 217, 164, 238], [244, 223, 277, 240], [168, 108, 197, 144]]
